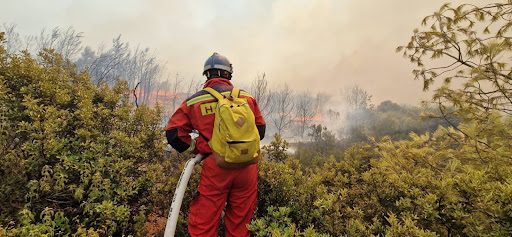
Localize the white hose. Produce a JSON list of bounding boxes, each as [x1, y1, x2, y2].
[[164, 154, 203, 237]]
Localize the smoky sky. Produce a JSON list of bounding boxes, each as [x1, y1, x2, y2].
[[0, 0, 481, 105]]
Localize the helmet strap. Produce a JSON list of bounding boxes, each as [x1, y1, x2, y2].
[[204, 69, 232, 80]]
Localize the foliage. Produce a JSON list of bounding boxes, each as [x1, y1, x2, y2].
[[255, 121, 512, 236], [0, 33, 189, 236], [248, 207, 330, 237], [340, 101, 459, 144], [397, 1, 512, 121], [0, 24, 166, 108], [251, 1, 512, 236], [343, 84, 373, 111], [291, 125, 341, 168], [262, 133, 291, 163]]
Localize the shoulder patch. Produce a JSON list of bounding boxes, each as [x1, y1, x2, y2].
[[200, 102, 217, 115]]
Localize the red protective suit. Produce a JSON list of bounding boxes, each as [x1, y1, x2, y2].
[[165, 78, 266, 237]]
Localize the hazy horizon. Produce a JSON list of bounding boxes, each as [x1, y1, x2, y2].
[[0, 0, 480, 106]]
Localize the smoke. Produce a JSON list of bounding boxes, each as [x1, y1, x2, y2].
[[0, 0, 482, 105]]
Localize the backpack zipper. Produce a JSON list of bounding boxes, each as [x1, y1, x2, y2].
[[227, 140, 254, 144]]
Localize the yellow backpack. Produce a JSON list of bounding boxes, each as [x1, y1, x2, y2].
[[203, 87, 260, 163]]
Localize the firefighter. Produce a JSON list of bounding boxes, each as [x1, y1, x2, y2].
[[165, 52, 266, 237]]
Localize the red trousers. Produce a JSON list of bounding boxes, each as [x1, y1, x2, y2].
[[188, 156, 258, 237]]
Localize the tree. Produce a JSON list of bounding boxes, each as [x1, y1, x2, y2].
[[0, 25, 84, 59], [75, 36, 163, 105], [250, 73, 273, 118], [169, 73, 183, 113], [85, 36, 128, 86], [397, 1, 512, 120], [0, 26, 166, 108], [270, 83, 294, 136], [340, 85, 374, 142], [307, 124, 336, 154], [294, 91, 316, 139], [75, 46, 96, 72], [314, 91, 331, 115], [261, 133, 291, 163], [37, 26, 83, 60], [326, 108, 341, 121], [0, 33, 172, 235], [1, 23, 21, 54], [55, 27, 84, 60], [343, 84, 372, 111], [376, 100, 403, 113], [308, 124, 324, 143], [133, 46, 161, 105], [397, 1, 512, 158], [185, 76, 203, 98]]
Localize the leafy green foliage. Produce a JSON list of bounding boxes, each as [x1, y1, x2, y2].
[[255, 121, 512, 236], [249, 207, 330, 237], [262, 133, 291, 163], [0, 33, 190, 236], [342, 101, 458, 144], [397, 1, 512, 121], [251, 1, 512, 236]]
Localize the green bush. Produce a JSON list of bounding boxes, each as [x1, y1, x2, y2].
[[254, 122, 512, 236], [0, 33, 178, 236]]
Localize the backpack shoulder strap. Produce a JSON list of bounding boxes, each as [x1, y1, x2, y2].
[[231, 87, 241, 98], [203, 87, 223, 101]]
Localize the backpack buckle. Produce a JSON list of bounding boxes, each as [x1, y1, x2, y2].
[[224, 95, 234, 101]]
